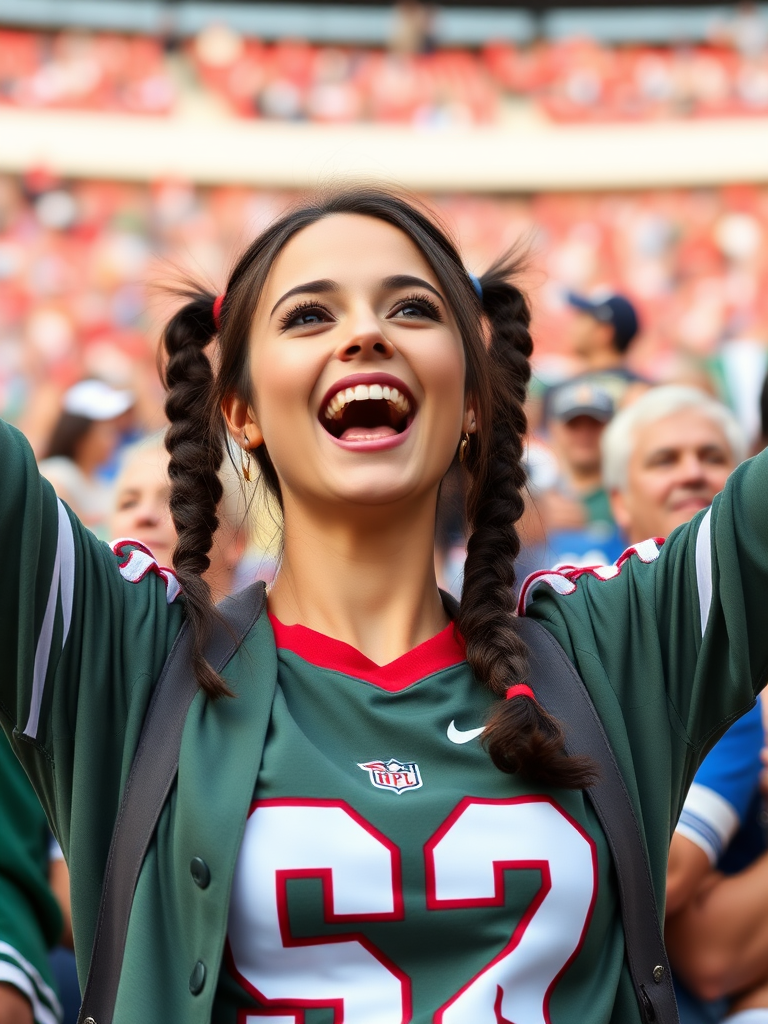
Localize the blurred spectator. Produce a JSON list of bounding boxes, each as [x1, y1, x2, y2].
[[110, 432, 275, 600], [520, 379, 624, 572], [602, 385, 761, 1024], [602, 384, 746, 542], [38, 380, 134, 537], [565, 290, 646, 407], [757, 369, 768, 453]]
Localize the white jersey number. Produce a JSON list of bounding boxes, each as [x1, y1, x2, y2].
[[230, 796, 596, 1023], [426, 797, 597, 1024], [229, 799, 411, 1024]]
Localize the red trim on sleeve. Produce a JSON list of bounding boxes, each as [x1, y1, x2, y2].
[[269, 614, 466, 692]]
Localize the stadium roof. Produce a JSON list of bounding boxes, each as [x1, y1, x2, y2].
[[0, 1, 766, 45]]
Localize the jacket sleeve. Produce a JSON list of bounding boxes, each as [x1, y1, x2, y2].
[[0, 420, 184, 850], [520, 446, 768, 761]]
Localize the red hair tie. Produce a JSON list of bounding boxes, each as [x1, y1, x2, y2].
[[212, 294, 225, 332], [505, 683, 536, 702]]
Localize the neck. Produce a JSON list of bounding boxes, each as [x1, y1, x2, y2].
[[583, 349, 623, 371], [566, 465, 603, 495], [268, 492, 448, 665]]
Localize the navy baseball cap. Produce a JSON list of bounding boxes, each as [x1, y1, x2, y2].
[[567, 291, 639, 352], [547, 380, 615, 425]]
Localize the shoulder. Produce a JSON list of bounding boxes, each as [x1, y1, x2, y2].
[[108, 537, 182, 604], [517, 537, 665, 617]]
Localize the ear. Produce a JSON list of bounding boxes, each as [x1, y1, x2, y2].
[[608, 488, 632, 535], [462, 396, 477, 435], [221, 393, 263, 450]]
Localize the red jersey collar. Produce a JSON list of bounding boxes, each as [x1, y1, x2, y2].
[[268, 613, 466, 692]]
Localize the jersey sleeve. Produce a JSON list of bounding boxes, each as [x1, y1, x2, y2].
[[520, 446, 768, 767], [0, 420, 184, 844], [0, 732, 63, 1024], [675, 698, 764, 865]]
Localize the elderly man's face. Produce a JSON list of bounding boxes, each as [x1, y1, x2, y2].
[[610, 409, 736, 543]]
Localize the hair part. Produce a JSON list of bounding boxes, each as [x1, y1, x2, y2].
[[602, 385, 747, 493], [161, 183, 596, 788]]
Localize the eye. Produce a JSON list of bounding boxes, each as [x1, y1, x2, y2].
[[390, 293, 443, 322], [279, 300, 334, 329]]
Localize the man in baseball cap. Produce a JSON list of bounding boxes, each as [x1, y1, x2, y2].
[[565, 290, 646, 409], [519, 379, 624, 575]]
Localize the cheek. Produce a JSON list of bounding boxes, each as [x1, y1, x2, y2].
[[251, 342, 319, 427]]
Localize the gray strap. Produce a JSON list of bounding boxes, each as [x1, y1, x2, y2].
[[517, 615, 679, 1024], [77, 581, 266, 1024]]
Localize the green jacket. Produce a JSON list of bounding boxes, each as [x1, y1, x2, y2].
[[1, 417, 766, 1024]]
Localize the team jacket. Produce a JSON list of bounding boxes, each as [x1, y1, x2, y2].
[[0, 418, 766, 1024]]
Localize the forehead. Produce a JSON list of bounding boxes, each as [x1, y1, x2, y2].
[[634, 408, 733, 461], [117, 447, 170, 490], [266, 213, 439, 293]]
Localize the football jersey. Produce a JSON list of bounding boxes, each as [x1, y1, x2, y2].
[[3, 417, 768, 1024], [676, 697, 764, 866], [212, 615, 622, 1024], [0, 732, 63, 1024]]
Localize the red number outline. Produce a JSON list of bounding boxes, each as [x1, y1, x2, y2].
[[424, 795, 599, 1024], [228, 798, 412, 1024]]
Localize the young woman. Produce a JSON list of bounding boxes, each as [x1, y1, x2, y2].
[[1, 186, 766, 1024]]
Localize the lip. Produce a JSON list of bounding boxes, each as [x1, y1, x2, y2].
[[670, 495, 712, 512], [317, 371, 418, 452], [318, 372, 417, 421]]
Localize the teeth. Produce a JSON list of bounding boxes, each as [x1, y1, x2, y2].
[[322, 382, 411, 420]]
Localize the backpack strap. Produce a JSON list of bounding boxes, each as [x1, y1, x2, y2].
[[77, 581, 266, 1024], [517, 614, 680, 1024]]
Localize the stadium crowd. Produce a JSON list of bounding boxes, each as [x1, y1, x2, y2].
[[1, 3, 768, 127]]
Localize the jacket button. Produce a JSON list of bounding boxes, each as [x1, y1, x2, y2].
[[190, 857, 210, 889], [189, 961, 206, 995]]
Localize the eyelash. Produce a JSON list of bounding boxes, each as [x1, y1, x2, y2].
[[278, 299, 332, 329], [278, 292, 443, 329], [394, 293, 443, 321]]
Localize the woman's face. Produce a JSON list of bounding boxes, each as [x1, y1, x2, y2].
[[111, 446, 176, 568], [227, 214, 474, 512]]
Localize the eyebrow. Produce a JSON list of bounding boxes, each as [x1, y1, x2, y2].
[[270, 279, 337, 317], [269, 274, 445, 317], [644, 442, 729, 463], [381, 275, 445, 303]]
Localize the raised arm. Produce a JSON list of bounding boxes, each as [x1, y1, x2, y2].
[[0, 420, 184, 844]]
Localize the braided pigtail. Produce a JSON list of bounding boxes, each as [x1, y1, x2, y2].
[[458, 255, 598, 789], [162, 290, 230, 698]]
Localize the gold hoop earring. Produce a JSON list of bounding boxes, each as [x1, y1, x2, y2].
[[241, 431, 252, 482], [458, 432, 470, 463]]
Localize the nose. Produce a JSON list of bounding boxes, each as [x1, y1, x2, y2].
[[677, 452, 708, 485], [134, 501, 163, 526], [334, 308, 395, 363]]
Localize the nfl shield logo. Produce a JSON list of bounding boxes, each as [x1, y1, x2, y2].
[[357, 758, 423, 795]]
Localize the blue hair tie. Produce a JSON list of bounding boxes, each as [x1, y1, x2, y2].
[[469, 272, 483, 301]]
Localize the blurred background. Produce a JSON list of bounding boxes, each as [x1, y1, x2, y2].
[[3, 7, 768, 1024], [1, 0, 768, 569]]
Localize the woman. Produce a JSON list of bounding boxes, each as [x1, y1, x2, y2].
[[38, 379, 134, 536], [0, 187, 765, 1024]]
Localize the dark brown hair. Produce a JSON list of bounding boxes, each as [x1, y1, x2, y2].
[[46, 412, 94, 461], [161, 185, 596, 789]]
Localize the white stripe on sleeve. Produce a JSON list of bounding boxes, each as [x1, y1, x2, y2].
[[22, 500, 75, 740], [675, 781, 739, 866], [695, 507, 713, 638], [0, 943, 62, 1024]]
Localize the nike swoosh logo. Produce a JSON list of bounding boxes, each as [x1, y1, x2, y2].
[[447, 720, 485, 744]]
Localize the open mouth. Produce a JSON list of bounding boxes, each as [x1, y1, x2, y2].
[[320, 381, 414, 443]]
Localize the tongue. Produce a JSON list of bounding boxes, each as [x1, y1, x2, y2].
[[340, 424, 397, 442]]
